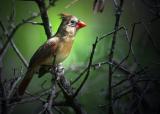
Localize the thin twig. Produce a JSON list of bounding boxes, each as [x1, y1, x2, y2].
[[0, 68, 7, 114], [0, 20, 28, 68], [112, 0, 118, 8], [7, 76, 22, 99], [98, 26, 124, 41], [112, 66, 147, 88], [0, 21, 6, 33], [65, 0, 80, 9], [108, 0, 124, 114], [22, 20, 43, 26], [71, 60, 131, 85], [9, 90, 50, 106], [112, 26, 137, 73], [47, 84, 56, 114], [10, 40, 28, 68], [113, 88, 132, 101], [54, 107, 64, 114], [38, 83, 56, 114], [141, 21, 160, 54], [73, 37, 98, 98]]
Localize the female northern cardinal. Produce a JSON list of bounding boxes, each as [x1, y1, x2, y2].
[[18, 13, 86, 96]]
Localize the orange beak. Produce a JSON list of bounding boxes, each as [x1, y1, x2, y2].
[[76, 20, 86, 29]]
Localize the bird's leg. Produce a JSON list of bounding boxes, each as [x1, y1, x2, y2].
[[50, 63, 64, 80], [56, 63, 64, 80]]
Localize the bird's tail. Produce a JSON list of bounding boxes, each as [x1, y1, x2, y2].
[[18, 68, 34, 96]]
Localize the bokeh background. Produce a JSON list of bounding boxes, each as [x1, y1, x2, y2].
[[0, 0, 160, 114]]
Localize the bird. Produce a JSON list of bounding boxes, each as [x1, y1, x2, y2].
[[17, 13, 86, 96]]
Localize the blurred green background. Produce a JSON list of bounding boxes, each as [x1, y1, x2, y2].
[[0, 0, 160, 114]]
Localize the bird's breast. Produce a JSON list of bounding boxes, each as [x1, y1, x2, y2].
[[55, 39, 74, 63]]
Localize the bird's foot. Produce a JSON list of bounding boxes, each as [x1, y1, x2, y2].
[[50, 63, 64, 80]]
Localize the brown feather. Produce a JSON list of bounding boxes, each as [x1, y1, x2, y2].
[[18, 68, 34, 96], [59, 13, 72, 19], [29, 37, 58, 68]]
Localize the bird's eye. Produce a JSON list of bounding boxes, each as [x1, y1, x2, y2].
[[70, 20, 76, 24]]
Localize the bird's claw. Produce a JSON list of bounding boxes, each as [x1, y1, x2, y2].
[[50, 63, 64, 80]]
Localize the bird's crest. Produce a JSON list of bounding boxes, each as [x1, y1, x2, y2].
[[59, 13, 72, 19]]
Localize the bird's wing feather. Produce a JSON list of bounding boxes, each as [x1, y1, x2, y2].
[[29, 38, 58, 68]]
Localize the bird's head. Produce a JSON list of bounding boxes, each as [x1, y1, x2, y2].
[[56, 13, 86, 38]]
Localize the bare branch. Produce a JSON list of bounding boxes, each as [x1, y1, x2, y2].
[[112, 66, 147, 88], [7, 76, 22, 99], [0, 20, 28, 68], [108, 0, 124, 114], [10, 40, 29, 68], [71, 60, 132, 86], [9, 90, 49, 106], [0, 68, 8, 114], [112, 26, 137, 73], [35, 0, 53, 39], [0, 21, 6, 33], [98, 26, 124, 41], [112, 0, 118, 8], [22, 20, 43, 26], [73, 37, 98, 98], [38, 83, 56, 114], [65, 0, 80, 9], [141, 21, 160, 54]]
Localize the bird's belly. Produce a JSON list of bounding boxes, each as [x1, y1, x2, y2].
[[55, 40, 73, 63], [55, 52, 69, 63], [42, 51, 70, 65]]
